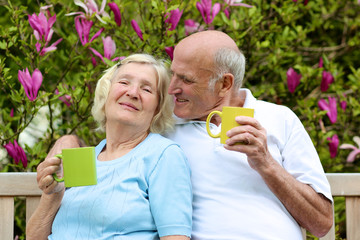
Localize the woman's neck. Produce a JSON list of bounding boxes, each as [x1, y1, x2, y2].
[[98, 127, 149, 161]]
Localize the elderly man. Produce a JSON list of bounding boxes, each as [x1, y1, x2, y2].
[[33, 30, 333, 239]]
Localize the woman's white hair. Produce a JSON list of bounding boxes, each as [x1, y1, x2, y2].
[[91, 53, 174, 134]]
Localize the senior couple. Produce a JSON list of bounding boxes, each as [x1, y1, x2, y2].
[[27, 30, 333, 240]]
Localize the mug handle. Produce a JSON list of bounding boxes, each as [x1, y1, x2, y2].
[[53, 154, 64, 182], [206, 111, 222, 138]]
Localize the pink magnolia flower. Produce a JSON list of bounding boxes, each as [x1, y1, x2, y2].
[[321, 71, 334, 92], [318, 57, 334, 92], [66, 0, 110, 24], [165, 46, 174, 60], [55, 89, 72, 107], [318, 97, 337, 124], [286, 68, 301, 93], [3, 139, 28, 168], [327, 134, 339, 158], [184, 19, 203, 35], [75, 16, 104, 46], [89, 36, 120, 63], [18, 68, 43, 101], [224, 0, 253, 8], [340, 136, 360, 163], [131, 20, 143, 41], [165, 8, 183, 31], [108, 2, 121, 26], [28, 12, 62, 55], [196, 0, 221, 25], [340, 100, 347, 111], [293, 0, 309, 5], [319, 57, 323, 68], [222, 0, 253, 19]]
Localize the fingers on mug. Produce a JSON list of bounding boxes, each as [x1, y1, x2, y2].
[[53, 154, 64, 182]]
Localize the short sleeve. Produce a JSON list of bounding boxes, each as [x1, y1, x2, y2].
[[148, 144, 192, 237], [282, 112, 333, 202]]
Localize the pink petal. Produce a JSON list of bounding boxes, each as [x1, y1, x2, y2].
[[212, 3, 221, 20], [327, 134, 339, 158], [108, 2, 121, 26], [286, 68, 301, 93], [340, 100, 347, 111], [196, 3, 206, 24], [131, 20, 143, 41], [346, 149, 360, 163], [321, 71, 334, 92], [340, 144, 357, 150], [318, 99, 329, 111], [90, 27, 104, 43], [35, 42, 42, 52], [14, 140, 27, 168], [28, 14, 44, 37], [103, 36, 116, 59], [31, 69, 43, 100], [354, 136, 360, 148], [89, 47, 104, 63], [4, 142, 17, 163], [75, 17, 85, 45], [166, 9, 183, 31], [319, 57, 323, 68], [165, 46, 174, 60]]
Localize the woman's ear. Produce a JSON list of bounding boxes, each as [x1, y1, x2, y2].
[[218, 73, 234, 97]]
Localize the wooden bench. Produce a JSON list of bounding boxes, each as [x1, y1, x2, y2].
[[1, 173, 360, 239]]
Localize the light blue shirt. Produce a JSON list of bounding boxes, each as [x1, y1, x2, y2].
[[49, 133, 192, 240]]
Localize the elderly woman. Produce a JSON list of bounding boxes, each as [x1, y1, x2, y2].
[[27, 54, 192, 240]]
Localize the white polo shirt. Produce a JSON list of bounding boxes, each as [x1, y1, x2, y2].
[[165, 88, 332, 240]]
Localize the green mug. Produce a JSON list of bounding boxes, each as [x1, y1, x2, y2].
[[206, 107, 254, 144], [53, 147, 97, 187]]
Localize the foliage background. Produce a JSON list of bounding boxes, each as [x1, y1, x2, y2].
[[0, 0, 359, 239]]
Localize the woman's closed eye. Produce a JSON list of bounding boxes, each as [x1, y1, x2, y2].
[[142, 86, 153, 93]]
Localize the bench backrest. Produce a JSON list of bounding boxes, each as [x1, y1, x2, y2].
[[1, 173, 360, 240]]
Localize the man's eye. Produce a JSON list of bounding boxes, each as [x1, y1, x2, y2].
[[183, 78, 193, 84]]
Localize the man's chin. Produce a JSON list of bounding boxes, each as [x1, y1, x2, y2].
[[174, 109, 192, 120]]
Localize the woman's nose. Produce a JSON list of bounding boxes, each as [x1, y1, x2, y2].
[[126, 86, 139, 98]]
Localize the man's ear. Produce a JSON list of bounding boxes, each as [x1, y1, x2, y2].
[[218, 73, 234, 97]]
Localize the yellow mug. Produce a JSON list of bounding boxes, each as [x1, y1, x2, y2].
[[206, 107, 254, 144]]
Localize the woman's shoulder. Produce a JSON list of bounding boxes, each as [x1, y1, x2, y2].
[[147, 133, 179, 148]]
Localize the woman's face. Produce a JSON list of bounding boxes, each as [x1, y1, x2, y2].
[[104, 62, 159, 132]]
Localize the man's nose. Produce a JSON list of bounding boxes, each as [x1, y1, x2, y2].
[[168, 78, 181, 95]]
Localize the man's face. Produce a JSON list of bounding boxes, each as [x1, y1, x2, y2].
[[168, 47, 223, 121]]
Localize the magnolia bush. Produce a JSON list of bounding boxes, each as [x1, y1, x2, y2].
[[1, 0, 360, 238]]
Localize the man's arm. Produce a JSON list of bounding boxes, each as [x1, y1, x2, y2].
[[224, 116, 333, 237], [26, 135, 82, 239]]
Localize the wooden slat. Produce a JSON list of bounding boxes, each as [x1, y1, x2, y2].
[[0, 173, 42, 196], [326, 173, 360, 196], [26, 196, 41, 224], [0, 197, 14, 240], [346, 197, 360, 240]]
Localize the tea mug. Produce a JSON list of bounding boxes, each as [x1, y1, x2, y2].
[[206, 107, 254, 144], [53, 147, 97, 187]]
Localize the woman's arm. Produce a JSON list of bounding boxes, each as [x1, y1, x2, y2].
[[26, 135, 82, 239], [26, 190, 64, 240], [161, 236, 190, 240]]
